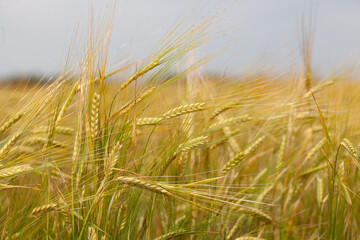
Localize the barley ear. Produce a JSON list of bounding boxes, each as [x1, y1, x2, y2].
[[0, 164, 33, 178], [154, 230, 186, 240], [222, 135, 266, 174], [0, 132, 22, 158], [0, 112, 24, 136], [91, 93, 100, 140], [30, 204, 57, 216], [116, 176, 172, 196], [121, 58, 160, 89], [235, 237, 266, 240], [276, 135, 287, 172], [162, 103, 205, 119], [316, 175, 324, 206]]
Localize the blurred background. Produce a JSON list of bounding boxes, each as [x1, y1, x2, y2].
[[0, 0, 360, 81]]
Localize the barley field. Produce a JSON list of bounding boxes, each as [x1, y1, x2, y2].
[[0, 9, 360, 240]]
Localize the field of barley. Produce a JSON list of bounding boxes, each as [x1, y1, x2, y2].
[[1, 8, 360, 240]]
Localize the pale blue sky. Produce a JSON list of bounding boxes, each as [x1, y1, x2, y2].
[[0, 0, 360, 77]]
